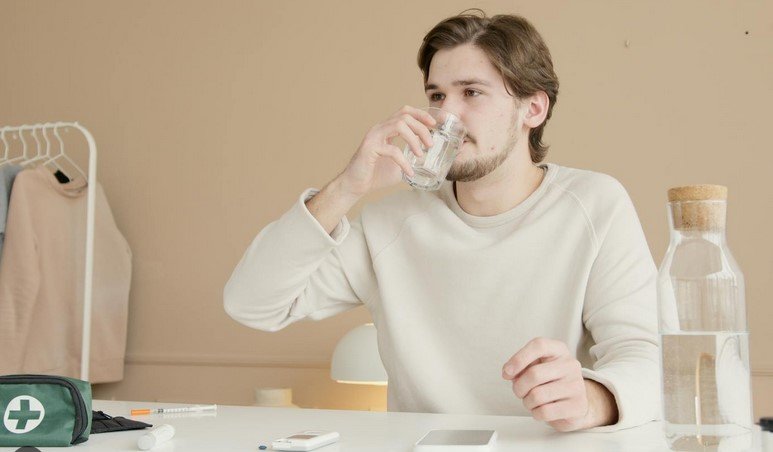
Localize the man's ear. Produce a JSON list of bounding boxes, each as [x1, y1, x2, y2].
[[522, 91, 550, 129]]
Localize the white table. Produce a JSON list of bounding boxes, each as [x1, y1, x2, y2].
[[1, 400, 766, 451]]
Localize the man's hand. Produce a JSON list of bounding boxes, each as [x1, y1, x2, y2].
[[305, 105, 436, 235], [337, 105, 437, 198], [501, 337, 619, 431]]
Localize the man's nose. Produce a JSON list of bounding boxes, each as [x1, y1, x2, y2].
[[437, 100, 465, 125], [438, 98, 461, 116]]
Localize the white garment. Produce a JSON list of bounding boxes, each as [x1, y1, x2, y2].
[[224, 162, 660, 431], [0, 166, 132, 383]]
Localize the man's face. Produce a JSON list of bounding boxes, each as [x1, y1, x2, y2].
[[425, 43, 526, 182]]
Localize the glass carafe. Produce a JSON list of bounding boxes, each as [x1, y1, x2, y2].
[[657, 185, 752, 451]]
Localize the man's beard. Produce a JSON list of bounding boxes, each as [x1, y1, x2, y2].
[[446, 115, 520, 183]]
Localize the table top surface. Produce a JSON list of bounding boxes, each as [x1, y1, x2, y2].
[[0, 400, 765, 451]]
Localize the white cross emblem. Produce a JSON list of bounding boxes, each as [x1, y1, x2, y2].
[[3, 395, 45, 434]]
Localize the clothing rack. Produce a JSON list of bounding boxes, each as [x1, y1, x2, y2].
[[0, 121, 97, 381]]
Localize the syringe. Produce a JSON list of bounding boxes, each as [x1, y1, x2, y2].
[[131, 404, 217, 415]]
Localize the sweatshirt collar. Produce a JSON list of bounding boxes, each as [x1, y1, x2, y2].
[[439, 162, 557, 228], [34, 165, 88, 198]]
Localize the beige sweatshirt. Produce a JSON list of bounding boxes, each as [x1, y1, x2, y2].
[[224, 162, 660, 431], [0, 166, 132, 383]]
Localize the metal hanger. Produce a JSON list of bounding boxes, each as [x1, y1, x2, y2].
[[16, 127, 33, 166], [42, 124, 87, 180], [2, 127, 27, 167], [0, 127, 8, 166], [23, 125, 46, 165], [38, 125, 67, 174]]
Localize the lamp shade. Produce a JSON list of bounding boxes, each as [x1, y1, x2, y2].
[[330, 323, 388, 385]]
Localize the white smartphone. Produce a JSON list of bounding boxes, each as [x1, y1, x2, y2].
[[271, 430, 340, 451], [413, 429, 497, 451]]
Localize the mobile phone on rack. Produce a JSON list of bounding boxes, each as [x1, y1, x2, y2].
[[271, 430, 339, 451]]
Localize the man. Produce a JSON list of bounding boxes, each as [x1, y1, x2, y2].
[[224, 11, 659, 432]]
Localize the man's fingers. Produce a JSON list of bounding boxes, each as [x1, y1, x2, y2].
[[500, 338, 594, 431], [547, 418, 585, 433], [394, 121, 424, 157], [394, 105, 437, 128], [502, 337, 568, 379], [402, 114, 435, 149], [531, 397, 588, 423], [521, 378, 574, 410], [512, 359, 579, 398], [376, 145, 414, 176]]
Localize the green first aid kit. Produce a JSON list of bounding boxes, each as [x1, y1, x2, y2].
[[0, 374, 92, 447]]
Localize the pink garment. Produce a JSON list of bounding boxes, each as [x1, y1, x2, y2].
[[0, 166, 132, 383]]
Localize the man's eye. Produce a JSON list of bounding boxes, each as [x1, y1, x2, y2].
[[465, 89, 480, 97], [430, 93, 444, 101]]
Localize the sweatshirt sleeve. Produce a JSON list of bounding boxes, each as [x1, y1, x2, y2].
[[223, 188, 377, 332], [580, 180, 661, 432]]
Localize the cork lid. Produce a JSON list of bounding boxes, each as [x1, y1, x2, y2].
[[667, 184, 727, 231], [668, 185, 727, 202]]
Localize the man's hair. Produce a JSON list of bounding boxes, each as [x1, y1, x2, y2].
[[418, 10, 559, 163]]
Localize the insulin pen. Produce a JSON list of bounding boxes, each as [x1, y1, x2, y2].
[[131, 404, 217, 415]]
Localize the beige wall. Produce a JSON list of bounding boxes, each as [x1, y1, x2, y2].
[[2, 0, 771, 419]]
